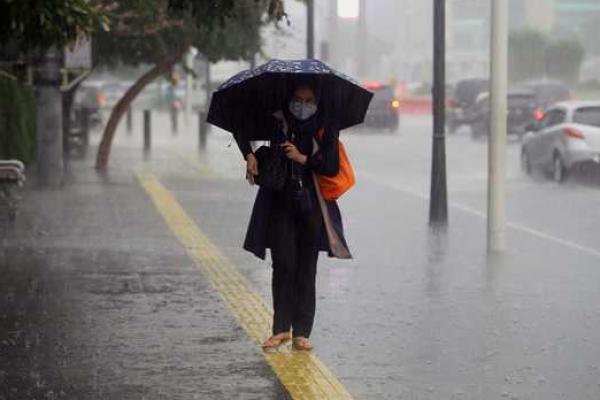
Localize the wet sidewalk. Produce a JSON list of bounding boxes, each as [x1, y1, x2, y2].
[[0, 141, 289, 399]]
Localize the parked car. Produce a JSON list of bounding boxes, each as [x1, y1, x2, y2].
[[363, 81, 400, 132], [101, 82, 126, 108], [73, 82, 103, 124], [446, 78, 489, 133], [469, 90, 541, 139], [521, 101, 600, 182]]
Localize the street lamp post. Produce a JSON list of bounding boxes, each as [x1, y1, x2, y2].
[[429, 0, 448, 225], [307, 0, 315, 58], [487, 0, 508, 252]]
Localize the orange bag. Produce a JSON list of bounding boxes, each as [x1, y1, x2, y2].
[[314, 128, 356, 201]]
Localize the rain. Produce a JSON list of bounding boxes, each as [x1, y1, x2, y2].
[[1, 1, 600, 399]]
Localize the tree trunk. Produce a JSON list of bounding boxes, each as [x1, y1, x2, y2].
[[95, 53, 184, 169]]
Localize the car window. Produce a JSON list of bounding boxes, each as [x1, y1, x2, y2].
[[552, 110, 566, 125], [573, 107, 600, 127], [538, 109, 565, 129], [534, 85, 570, 103], [538, 111, 554, 129], [508, 94, 536, 108], [454, 79, 488, 106], [370, 87, 394, 106]]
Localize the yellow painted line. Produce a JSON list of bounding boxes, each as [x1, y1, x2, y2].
[[138, 174, 353, 400]]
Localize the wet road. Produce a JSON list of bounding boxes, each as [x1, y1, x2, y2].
[[2, 112, 600, 399], [344, 117, 600, 257]]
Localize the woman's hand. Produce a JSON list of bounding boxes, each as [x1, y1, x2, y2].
[[280, 141, 307, 165], [246, 153, 258, 185]]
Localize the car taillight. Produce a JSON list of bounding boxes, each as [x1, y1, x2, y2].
[[533, 108, 544, 121], [563, 127, 585, 140], [364, 81, 382, 90], [391, 99, 400, 109]]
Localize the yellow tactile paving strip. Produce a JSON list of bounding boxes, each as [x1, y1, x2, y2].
[[138, 174, 353, 400]]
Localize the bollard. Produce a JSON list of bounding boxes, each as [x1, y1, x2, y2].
[[198, 111, 207, 150], [143, 110, 151, 152], [126, 107, 132, 134]]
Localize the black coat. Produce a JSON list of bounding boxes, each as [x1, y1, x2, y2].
[[238, 114, 351, 260]]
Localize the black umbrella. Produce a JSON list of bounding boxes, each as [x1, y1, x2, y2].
[[206, 59, 373, 140]]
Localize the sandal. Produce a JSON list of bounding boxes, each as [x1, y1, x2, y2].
[[292, 336, 313, 351], [262, 332, 291, 351]]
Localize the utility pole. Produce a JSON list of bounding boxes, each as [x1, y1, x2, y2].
[[357, 0, 367, 78], [487, 0, 508, 252], [429, 0, 448, 225], [36, 47, 64, 187], [307, 0, 315, 58], [327, 0, 338, 66]]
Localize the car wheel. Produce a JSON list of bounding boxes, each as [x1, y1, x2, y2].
[[521, 150, 532, 175], [552, 153, 567, 183]]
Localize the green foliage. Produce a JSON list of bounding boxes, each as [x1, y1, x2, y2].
[[509, 29, 548, 83], [0, 0, 105, 55], [545, 40, 585, 84], [509, 29, 586, 84], [93, 0, 285, 66], [0, 78, 36, 163], [580, 18, 600, 57]]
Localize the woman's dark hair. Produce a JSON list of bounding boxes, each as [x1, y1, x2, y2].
[[286, 76, 321, 103]]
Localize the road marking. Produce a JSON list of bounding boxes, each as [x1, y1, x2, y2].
[[359, 171, 600, 259], [138, 174, 353, 400]]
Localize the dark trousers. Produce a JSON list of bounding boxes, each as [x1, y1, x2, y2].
[[269, 202, 323, 338]]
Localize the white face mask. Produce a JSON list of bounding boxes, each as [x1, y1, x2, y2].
[[289, 99, 317, 121]]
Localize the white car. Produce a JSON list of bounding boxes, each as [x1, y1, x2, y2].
[[521, 101, 600, 182]]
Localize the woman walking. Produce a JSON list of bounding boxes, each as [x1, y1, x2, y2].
[[207, 59, 372, 352], [236, 82, 351, 351]]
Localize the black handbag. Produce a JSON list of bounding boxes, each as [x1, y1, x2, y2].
[[286, 174, 314, 215], [285, 131, 314, 215], [253, 145, 287, 191]]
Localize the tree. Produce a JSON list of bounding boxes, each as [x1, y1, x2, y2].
[[545, 40, 585, 85], [93, 0, 287, 169], [0, 1, 105, 179], [509, 28, 586, 85], [509, 29, 547, 83], [0, 0, 104, 55]]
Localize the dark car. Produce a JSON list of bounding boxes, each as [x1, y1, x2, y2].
[[446, 78, 489, 133], [363, 82, 400, 132], [519, 80, 572, 109], [73, 83, 103, 123], [469, 90, 541, 139]]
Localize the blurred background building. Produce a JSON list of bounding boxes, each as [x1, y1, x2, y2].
[[209, 0, 600, 88]]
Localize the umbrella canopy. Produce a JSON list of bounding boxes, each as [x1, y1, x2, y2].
[[207, 59, 373, 140]]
